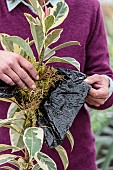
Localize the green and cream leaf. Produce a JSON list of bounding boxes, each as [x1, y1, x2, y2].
[[45, 29, 63, 49], [0, 144, 20, 152], [46, 56, 80, 70], [0, 166, 16, 170], [2, 36, 35, 59], [9, 160, 20, 169], [29, 0, 40, 13], [66, 131, 74, 151], [34, 156, 48, 170], [10, 113, 25, 152], [0, 154, 17, 166], [55, 145, 69, 170], [29, 0, 44, 21], [7, 103, 19, 118], [32, 164, 40, 170], [0, 33, 10, 50], [23, 127, 44, 160], [45, 41, 80, 59], [36, 152, 57, 170], [44, 15, 55, 33], [1, 37, 13, 52], [50, 1, 69, 28], [24, 13, 38, 25], [0, 118, 21, 127], [30, 23, 44, 55], [43, 47, 55, 61]]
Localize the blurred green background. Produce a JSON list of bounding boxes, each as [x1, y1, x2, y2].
[[90, 1, 113, 169]]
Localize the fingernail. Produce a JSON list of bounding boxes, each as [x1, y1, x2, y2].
[[36, 75, 39, 80], [84, 78, 89, 82], [23, 86, 27, 90], [11, 82, 15, 86], [31, 84, 36, 89]]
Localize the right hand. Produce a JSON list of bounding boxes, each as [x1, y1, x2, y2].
[[0, 50, 39, 89]]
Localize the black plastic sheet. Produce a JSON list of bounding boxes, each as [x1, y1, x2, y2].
[[38, 68, 91, 147], [0, 80, 16, 98]]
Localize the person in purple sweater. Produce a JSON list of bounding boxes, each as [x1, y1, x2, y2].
[[0, 0, 113, 169]]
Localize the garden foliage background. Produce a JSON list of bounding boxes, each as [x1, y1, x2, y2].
[[91, 0, 113, 169]]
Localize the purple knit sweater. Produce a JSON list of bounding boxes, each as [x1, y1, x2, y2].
[[0, 0, 113, 170]]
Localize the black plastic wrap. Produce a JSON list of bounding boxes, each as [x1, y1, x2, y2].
[[38, 68, 91, 147], [0, 80, 16, 98]]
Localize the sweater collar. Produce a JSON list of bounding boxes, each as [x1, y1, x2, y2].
[[6, 0, 60, 12]]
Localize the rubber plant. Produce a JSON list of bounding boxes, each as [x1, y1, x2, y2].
[[0, 0, 81, 169]]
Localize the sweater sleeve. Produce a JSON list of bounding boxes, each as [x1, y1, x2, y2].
[[84, 1, 113, 110]]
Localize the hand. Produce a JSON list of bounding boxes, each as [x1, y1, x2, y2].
[[84, 74, 110, 107], [0, 50, 39, 89]]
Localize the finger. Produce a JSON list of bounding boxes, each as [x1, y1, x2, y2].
[[93, 83, 101, 89], [85, 97, 101, 107], [84, 74, 100, 85], [87, 95, 106, 105], [13, 65, 36, 89], [18, 56, 39, 80], [4, 67, 26, 88], [88, 88, 109, 99], [85, 98, 93, 105], [0, 74, 15, 86]]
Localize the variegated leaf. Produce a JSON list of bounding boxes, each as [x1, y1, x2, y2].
[[7, 103, 19, 118], [0, 118, 20, 127], [0, 166, 15, 170], [35, 152, 57, 170], [10, 113, 25, 152], [29, 0, 44, 21], [44, 15, 54, 33], [3, 36, 35, 59], [43, 47, 55, 61], [45, 29, 63, 49], [46, 56, 80, 71], [37, 6, 45, 21], [0, 154, 17, 166], [32, 164, 40, 170], [17, 157, 28, 170], [45, 41, 80, 59], [1, 38, 13, 51], [0, 34, 14, 53], [0, 144, 19, 152], [66, 131, 74, 151], [0, 33, 9, 40], [55, 145, 69, 170], [50, 1, 69, 28], [30, 23, 44, 55], [13, 43, 21, 54], [3, 125, 22, 135], [9, 160, 20, 169], [34, 157, 48, 170], [36, 17, 41, 25], [23, 127, 44, 160], [29, 0, 40, 11], [24, 13, 38, 25]]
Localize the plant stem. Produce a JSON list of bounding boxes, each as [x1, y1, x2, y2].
[[24, 147, 30, 170], [39, 47, 45, 67], [25, 147, 29, 163]]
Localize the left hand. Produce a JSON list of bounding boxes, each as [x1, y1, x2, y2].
[[84, 74, 110, 107]]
